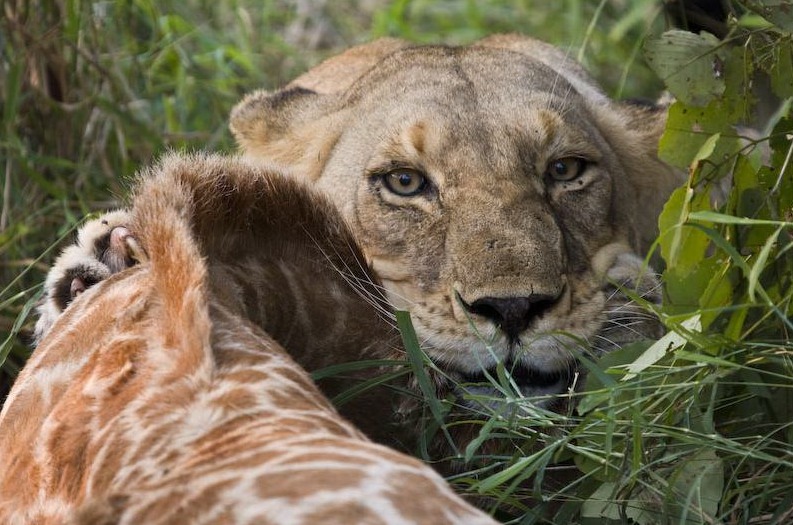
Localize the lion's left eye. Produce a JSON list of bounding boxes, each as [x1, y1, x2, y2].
[[545, 157, 587, 182], [382, 169, 428, 197]]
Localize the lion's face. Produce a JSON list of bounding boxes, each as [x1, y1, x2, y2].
[[231, 36, 679, 401]]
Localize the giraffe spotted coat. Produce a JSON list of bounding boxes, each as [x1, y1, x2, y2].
[[0, 153, 496, 525]]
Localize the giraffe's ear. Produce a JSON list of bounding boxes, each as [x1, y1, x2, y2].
[[230, 38, 412, 181]]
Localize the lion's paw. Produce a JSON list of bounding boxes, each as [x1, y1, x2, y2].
[[33, 210, 146, 344]]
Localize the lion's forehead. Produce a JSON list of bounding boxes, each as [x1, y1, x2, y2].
[[350, 46, 585, 104], [356, 72, 584, 123], [343, 69, 600, 172]]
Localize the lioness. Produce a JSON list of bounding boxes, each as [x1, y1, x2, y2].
[[230, 35, 676, 419]]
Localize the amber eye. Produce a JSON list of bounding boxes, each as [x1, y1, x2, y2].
[[382, 169, 428, 197], [546, 157, 587, 182]]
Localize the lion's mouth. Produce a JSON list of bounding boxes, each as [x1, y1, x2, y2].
[[453, 362, 576, 408]]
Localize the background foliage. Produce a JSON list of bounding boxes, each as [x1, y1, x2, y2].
[[1, 1, 791, 524]]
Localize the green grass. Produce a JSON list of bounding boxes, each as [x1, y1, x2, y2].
[[2, 1, 792, 523]]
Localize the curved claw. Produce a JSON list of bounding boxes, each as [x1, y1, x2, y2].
[[70, 276, 87, 299], [124, 235, 149, 265]]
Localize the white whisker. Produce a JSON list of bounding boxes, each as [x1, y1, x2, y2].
[[304, 227, 399, 329]]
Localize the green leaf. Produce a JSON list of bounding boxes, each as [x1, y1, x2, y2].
[[330, 369, 409, 407], [748, 225, 783, 301], [771, 40, 793, 99], [723, 302, 750, 340], [0, 292, 39, 370], [674, 350, 741, 368], [631, 404, 644, 475], [692, 132, 722, 165], [577, 342, 651, 413], [2, 60, 22, 134], [766, 114, 793, 220], [311, 359, 407, 380], [689, 210, 793, 227], [698, 262, 734, 330], [685, 223, 752, 279], [396, 310, 457, 453], [743, 0, 793, 32], [664, 257, 721, 314], [463, 416, 495, 463], [659, 101, 740, 169], [658, 185, 712, 272], [621, 315, 702, 381], [669, 448, 724, 523], [581, 482, 655, 524], [476, 446, 555, 493], [644, 30, 725, 106]]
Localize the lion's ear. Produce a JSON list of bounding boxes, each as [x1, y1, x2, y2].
[[230, 86, 347, 181], [230, 38, 412, 180]]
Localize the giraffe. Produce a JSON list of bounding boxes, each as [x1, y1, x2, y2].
[[0, 153, 497, 524]]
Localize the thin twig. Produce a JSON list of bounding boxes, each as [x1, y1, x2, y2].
[[770, 133, 793, 195], [1, 157, 11, 232]]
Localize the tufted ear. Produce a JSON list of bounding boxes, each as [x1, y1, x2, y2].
[[230, 38, 413, 180]]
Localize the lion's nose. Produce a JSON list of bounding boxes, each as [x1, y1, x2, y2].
[[464, 295, 557, 340]]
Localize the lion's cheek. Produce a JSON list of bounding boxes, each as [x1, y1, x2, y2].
[[553, 180, 618, 267], [357, 198, 447, 267]]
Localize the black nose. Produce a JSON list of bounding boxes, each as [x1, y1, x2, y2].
[[464, 294, 557, 340]]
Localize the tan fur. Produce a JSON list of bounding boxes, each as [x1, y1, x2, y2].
[[230, 35, 675, 416], [0, 153, 496, 524]]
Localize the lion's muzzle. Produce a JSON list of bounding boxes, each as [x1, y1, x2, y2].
[[460, 292, 560, 341]]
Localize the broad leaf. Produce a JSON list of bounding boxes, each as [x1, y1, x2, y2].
[[668, 448, 724, 523], [581, 482, 655, 524], [771, 41, 793, 98], [644, 30, 726, 106], [658, 184, 712, 272], [659, 101, 739, 169]]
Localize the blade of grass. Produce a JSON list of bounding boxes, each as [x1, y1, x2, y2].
[[330, 369, 411, 407], [395, 310, 458, 455], [311, 359, 407, 380], [0, 292, 39, 370]]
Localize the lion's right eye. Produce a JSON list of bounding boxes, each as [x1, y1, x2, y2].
[[545, 157, 587, 182], [382, 169, 428, 197]]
